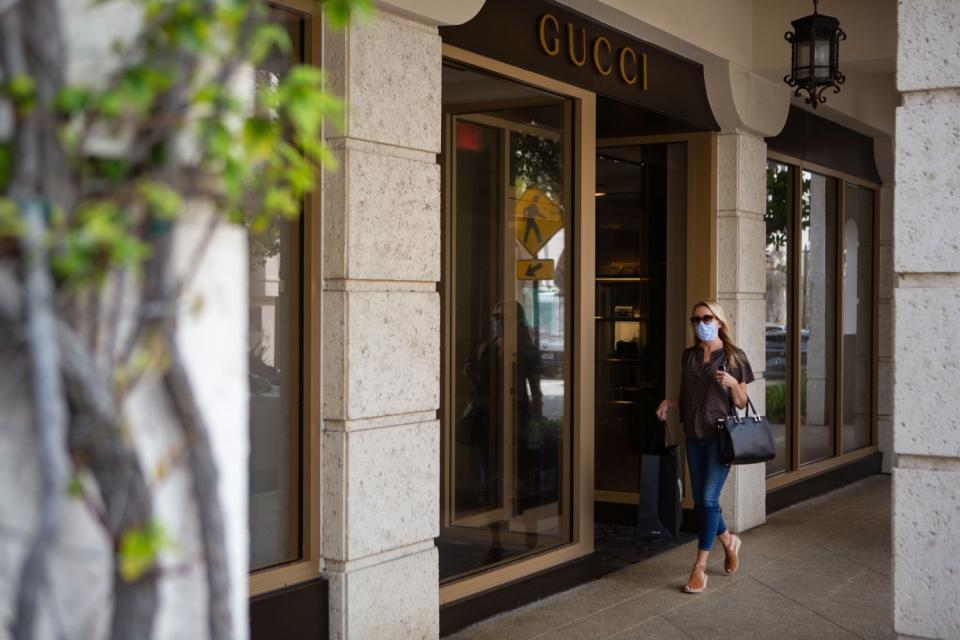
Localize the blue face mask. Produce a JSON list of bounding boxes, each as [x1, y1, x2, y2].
[[695, 320, 718, 343], [491, 317, 502, 337]]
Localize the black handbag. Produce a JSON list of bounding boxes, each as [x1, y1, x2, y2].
[[717, 394, 776, 465], [637, 421, 682, 538]]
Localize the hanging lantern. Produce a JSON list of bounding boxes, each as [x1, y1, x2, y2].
[[784, 0, 846, 108]]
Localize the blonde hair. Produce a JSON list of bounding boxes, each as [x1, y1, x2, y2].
[[690, 299, 739, 369]]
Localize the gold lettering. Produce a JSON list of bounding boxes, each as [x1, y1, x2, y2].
[[641, 52, 649, 90], [538, 14, 560, 56], [567, 23, 586, 66], [618, 47, 638, 84], [592, 36, 613, 75]]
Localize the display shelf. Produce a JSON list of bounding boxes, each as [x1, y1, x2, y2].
[[595, 277, 653, 282]]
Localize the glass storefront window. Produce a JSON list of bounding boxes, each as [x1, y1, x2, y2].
[[765, 161, 792, 476], [440, 62, 573, 582], [800, 170, 838, 465], [765, 158, 878, 478], [248, 6, 305, 572], [842, 184, 875, 453]]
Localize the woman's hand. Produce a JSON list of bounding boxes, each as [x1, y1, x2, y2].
[[714, 370, 738, 389], [655, 398, 676, 421]]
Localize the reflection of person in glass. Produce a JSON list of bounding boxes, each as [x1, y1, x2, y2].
[[460, 301, 543, 521]]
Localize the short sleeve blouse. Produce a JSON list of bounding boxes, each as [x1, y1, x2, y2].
[[679, 346, 755, 440]]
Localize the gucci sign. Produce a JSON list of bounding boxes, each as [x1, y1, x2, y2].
[[538, 13, 649, 90]]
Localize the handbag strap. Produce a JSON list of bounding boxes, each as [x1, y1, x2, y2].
[[722, 352, 757, 418], [727, 389, 760, 421]]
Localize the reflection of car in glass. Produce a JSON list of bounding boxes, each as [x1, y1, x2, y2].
[[765, 324, 807, 380], [530, 285, 564, 379], [539, 334, 564, 378]]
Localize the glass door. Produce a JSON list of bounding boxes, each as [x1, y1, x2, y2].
[[440, 63, 575, 583]]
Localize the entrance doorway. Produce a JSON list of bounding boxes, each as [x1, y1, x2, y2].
[[592, 124, 697, 573]]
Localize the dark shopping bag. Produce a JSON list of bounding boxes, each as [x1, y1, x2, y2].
[[636, 423, 682, 538]]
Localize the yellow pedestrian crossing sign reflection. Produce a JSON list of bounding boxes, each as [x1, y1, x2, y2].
[[514, 187, 563, 256], [517, 259, 555, 281]]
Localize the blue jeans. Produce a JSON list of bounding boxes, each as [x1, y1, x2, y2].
[[686, 437, 731, 552]]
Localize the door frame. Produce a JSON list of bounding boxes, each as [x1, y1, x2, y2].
[[440, 43, 596, 606]]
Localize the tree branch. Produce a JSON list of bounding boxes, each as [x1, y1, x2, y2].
[[13, 200, 71, 640], [57, 322, 159, 640]]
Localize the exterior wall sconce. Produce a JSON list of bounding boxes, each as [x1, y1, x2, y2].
[[784, 0, 845, 108]]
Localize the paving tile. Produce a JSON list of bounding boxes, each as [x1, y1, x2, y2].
[[664, 576, 859, 640], [543, 584, 718, 640], [447, 477, 892, 640], [610, 616, 694, 640], [750, 543, 895, 640], [610, 543, 722, 591], [817, 521, 892, 577]]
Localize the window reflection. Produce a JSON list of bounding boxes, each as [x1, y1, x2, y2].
[[765, 161, 791, 476], [248, 6, 304, 572], [842, 184, 874, 453], [800, 171, 837, 465], [441, 63, 572, 582]]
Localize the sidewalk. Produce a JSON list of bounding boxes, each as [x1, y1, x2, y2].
[[449, 475, 892, 640]]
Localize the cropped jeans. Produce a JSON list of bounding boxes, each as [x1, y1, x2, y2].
[[685, 436, 731, 552]]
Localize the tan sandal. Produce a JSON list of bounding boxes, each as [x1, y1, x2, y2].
[[723, 534, 742, 574], [684, 564, 708, 593]]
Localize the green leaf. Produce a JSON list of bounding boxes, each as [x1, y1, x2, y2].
[[4, 74, 37, 113], [264, 187, 298, 219], [54, 87, 94, 116], [98, 89, 124, 119], [242, 117, 280, 160], [0, 198, 25, 238], [51, 201, 150, 285], [116, 65, 174, 115], [118, 520, 172, 582], [319, 0, 372, 28], [138, 180, 182, 220], [67, 474, 84, 499]]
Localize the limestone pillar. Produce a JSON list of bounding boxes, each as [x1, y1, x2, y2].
[[893, 1, 960, 637], [715, 130, 769, 533], [320, 11, 442, 639], [874, 136, 895, 473]]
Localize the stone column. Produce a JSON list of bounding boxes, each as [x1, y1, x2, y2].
[[874, 137, 895, 473], [716, 130, 768, 533], [321, 11, 442, 639], [893, 2, 960, 638]]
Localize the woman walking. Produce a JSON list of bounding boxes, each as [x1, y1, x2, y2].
[[656, 300, 754, 593]]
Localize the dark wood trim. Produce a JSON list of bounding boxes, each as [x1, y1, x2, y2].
[[766, 106, 882, 184], [766, 452, 883, 514], [250, 578, 328, 640], [440, 553, 603, 637]]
